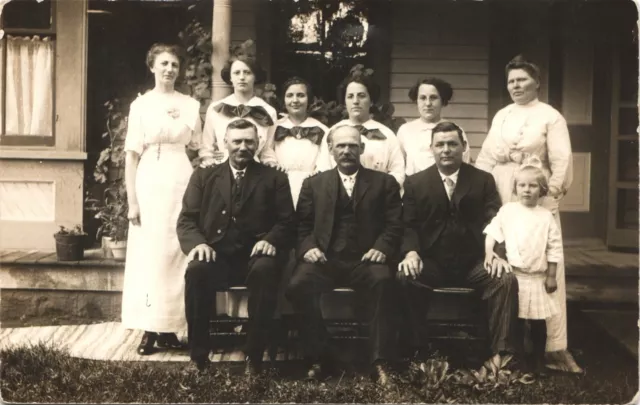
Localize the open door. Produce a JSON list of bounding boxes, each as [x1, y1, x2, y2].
[[606, 30, 639, 249]]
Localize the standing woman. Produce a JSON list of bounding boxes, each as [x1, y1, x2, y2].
[[397, 77, 471, 176], [475, 55, 581, 373], [269, 77, 329, 206], [318, 66, 405, 186], [201, 41, 278, 165], [122, 43, 204, 354]]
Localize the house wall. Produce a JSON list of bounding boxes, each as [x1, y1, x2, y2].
[[389, 1, 490, 160], [390, 1, 606, 234], [0, 0, 88, 251]]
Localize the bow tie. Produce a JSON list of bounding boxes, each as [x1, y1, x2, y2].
[[353, 125, 387, 140], [213, 103, 275, 127], [273, 125, 325, 145]]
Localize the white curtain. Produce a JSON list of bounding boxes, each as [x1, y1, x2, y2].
[[4, 35, 54, 136]]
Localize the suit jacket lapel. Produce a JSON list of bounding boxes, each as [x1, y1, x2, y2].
[[452, 164, 471, 206], [211, 164, 232, 209], [426, 166, 449, 207], [318, 169, 339, 249], [353, 168, 370, 208], [239, 161, 260, 210], [325, 168, 339, 205]]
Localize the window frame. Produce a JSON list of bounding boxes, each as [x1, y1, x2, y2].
[[0, 0, 57, 147]]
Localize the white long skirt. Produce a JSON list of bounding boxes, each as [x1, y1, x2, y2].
[[121, 144, 191, 332]]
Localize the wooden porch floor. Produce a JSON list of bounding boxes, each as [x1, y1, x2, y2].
[[0, 238, 637, 305], [564, 238, 638, 274], [1, 238, 637, 271]]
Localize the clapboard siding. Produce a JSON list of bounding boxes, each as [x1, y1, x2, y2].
[[231, 26, 256, 43], [391, 59, 489, 74], [393, 73, 488, 89], [230, 2, 257, 44], [390, 1, 491, 148], [393, 5, 488, 46], [392, 45, 489, 60], [394, 103, 487, 120], [390, 88, 488, 104]]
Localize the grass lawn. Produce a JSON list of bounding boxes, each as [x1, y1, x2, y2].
[[1, 307, 637, 403]]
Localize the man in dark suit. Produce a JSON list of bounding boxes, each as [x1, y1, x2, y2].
[[398, 121, 518, 369], [285, 125, 403, 385], [177, 118, 295, 374]]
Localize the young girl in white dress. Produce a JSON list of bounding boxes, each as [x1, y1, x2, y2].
[[483, 160, 562, 371], [268, 77, 329, 206]]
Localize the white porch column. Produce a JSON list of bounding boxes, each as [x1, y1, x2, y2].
[[211, 0, 232, 101]]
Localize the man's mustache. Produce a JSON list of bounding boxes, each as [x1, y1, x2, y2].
[[338, 154, 357, 161], [235, 151, 253, 157]]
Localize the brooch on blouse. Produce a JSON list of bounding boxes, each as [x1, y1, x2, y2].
[[167, 108, 180, 119]]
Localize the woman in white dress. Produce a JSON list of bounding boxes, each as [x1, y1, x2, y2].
[[122, 44, 205, 355], [268, 77, 329, 206], [318, 66, 405, 186], [396, 77, 471, 175], [201, 41, 277, 165], [475, 55, 581, 373]]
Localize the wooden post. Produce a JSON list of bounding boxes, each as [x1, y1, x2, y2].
[[211, 0, 232, 102]]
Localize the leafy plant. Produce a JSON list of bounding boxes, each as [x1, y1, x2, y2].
[[179, 18, 213, 107], [85, 98, 130, 244], [53, 225, 87, 237], [93, 99, 127, 184], [85, 180, 128, 243], [449, 354, 535, 392]]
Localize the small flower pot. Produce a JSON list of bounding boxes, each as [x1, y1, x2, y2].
[[106, 239, 127, 261], [54, 233, 85, 261]]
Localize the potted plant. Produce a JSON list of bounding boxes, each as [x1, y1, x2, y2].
[[85, 98, 130, 259], [53, 225, 87, 261], [87, 179, 129, 260]]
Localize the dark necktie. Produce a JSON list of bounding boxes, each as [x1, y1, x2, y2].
[[232, 171, 245, 203]]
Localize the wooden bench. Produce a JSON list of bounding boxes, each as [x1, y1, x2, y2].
[[209, 285, 486, 343]]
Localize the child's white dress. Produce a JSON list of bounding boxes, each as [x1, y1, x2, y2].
[[484, 202, 562, 320]]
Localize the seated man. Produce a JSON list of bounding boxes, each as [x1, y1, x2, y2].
[[398, 121, 518, 368], [177, 118, 295, 374], [285, 125, 403, 386]]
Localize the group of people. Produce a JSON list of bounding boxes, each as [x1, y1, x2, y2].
[[120, 42, 582, 383]]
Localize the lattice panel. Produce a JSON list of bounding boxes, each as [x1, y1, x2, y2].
[[0, 181, 54, 221]]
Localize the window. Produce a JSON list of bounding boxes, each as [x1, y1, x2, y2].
[[269, 0, 377, 103], [0, 0, 55, 146]]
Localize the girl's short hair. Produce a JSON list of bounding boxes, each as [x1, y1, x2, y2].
[[513, 165, 549, 197], [407, 77, 454, 106], [505, 54, 541, 84], [220, 40, 266, 85], [281, 76, 314, 103], [146, 43, 185, 70]]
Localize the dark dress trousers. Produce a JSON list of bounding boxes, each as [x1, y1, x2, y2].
[[285, 168, 403, 364], [177, 160, 295, 362], [400, 163, 519, 355]]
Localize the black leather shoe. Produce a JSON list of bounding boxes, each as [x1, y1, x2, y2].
[[244, 356, 263, 378], [371, 361, 392, 387], [191, 356, 211, 374], [137, 332, 157, 356], [157, 333, 188, 350]]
